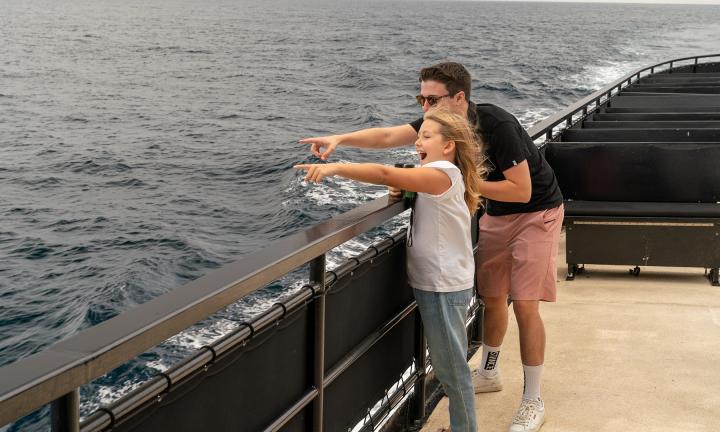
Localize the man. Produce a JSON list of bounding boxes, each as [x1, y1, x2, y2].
[[300, 62, 564, 432]]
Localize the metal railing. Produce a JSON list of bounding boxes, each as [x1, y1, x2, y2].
[[527, 54, 720, 143], [0, 196, 412, 430]]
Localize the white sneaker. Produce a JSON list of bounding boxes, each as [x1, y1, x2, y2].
[[508, 398, 545, 432], [471, 368, 503, 393]]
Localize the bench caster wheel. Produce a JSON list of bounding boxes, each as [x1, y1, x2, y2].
[[629, 266, 640, 277], [567, 264, 579, 280], [709, 268, 719, 286]]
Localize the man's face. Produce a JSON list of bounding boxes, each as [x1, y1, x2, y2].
[[418, 80, 465, 115]]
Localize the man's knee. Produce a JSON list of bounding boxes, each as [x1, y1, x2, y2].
[[511, 300, 541, 322], [481, 295, 509, 312]]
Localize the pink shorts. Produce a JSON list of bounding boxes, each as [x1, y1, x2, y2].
[[476, 204, 564, 302]]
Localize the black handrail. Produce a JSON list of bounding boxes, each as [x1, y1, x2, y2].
[[527, 53, 720, 142], [0, 196, 408, 428]]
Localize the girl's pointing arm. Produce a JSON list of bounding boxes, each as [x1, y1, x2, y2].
[[294, 163, 451, 195]]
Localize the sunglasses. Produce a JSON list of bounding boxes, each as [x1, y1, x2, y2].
[[415, 94, 451, 107]]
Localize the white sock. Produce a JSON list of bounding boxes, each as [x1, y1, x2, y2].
[[522, 364, 543, 402], [480, 344, 501, 375]]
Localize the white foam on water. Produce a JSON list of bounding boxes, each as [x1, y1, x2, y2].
[[562, 58, 645, 93], [291, 159, 387, 206], [145, 358, 171, 373], [163, 317, 241, 350], [516, 108, 556, 130], [326, 211, 409, 270], [83, 379, 146, 420]]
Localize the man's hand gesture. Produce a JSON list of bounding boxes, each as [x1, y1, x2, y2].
[[299, 135, 340, 161]]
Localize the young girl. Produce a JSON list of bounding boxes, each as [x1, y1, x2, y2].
[[296, 109, 487, 432]]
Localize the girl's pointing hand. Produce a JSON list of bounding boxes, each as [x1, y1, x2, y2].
[[294, 163, 338, 183]]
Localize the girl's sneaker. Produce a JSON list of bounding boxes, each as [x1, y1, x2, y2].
[[508, 397, 545, 432], [471, 369, 503, 393]]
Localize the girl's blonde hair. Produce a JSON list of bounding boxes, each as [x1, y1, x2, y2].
[[423, 108, 487, 214]]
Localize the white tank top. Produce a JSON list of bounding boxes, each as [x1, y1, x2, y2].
[[406, 160, 474, 292]]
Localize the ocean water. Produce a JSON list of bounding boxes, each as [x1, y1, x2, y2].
[[1, 0, 719, 429]]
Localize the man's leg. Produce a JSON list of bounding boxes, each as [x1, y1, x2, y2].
[[513, 300, 545, 404], [506, 300, 546, 432], [471, 295, 509, 393], [512, 300, 544, 366], [506, 206, 564, 432], [482, 295, 510, 348], [474, 212, 513, 393]]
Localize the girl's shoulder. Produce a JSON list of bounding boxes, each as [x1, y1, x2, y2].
[[422, 160, 461, 180], [423, 160, 458, 169], [418, 161, 463, 199]]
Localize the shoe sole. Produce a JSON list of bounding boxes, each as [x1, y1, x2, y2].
[[473, 384, 503, 393], [508, 410, 545, 432]]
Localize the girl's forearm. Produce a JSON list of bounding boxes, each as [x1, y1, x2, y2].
[[334, 163, 392, 186], [332, 163, 451, 195], [295, 162, 450, 195]]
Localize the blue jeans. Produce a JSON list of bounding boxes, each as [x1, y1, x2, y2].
[[414, 288, 477, 432]]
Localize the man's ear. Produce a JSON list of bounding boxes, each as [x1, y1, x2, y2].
[[454, 91, 466, 103]]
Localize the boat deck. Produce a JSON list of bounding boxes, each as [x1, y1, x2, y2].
[[421, 232, 720, 432]]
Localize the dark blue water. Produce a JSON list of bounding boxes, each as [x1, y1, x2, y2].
[[2, 0, 719, 429]]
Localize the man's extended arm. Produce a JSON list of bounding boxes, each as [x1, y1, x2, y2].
[[299, 124, 417, 160]]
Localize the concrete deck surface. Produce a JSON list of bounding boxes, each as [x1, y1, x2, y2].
[[421, 232, 720, 432]]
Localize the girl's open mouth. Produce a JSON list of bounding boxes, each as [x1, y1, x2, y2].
[[418, 152, 427, 161]]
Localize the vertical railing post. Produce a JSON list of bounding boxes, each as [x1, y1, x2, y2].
[[50, 389, 79, 432], [410, 310, 426, 426], [310, 255, 326, 432]]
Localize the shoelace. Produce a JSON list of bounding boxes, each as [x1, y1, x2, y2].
[[471, 369, 495, 380], [512, 400, 541, 426]]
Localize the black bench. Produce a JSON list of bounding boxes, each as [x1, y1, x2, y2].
[[593, 113, 720, 121], [609, 95, 720, 109], [544, 141, 720, 285], [582, 121, 720, 128], [562, 129, 720, 142], [623, 87, 720, 94]]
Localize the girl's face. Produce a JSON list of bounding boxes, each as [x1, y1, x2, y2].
[[416, 119, 454, 166]]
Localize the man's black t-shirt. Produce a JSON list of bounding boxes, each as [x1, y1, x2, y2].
[[410, 103, 563, 216]]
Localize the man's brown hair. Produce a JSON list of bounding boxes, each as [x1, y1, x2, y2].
[[419, 62, 472, 100]]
